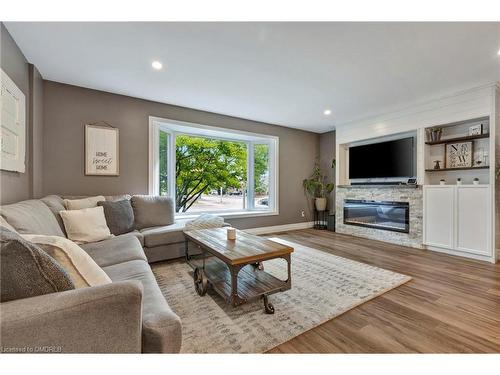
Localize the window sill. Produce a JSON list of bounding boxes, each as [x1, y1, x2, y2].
[[175, 210, 279, 220]]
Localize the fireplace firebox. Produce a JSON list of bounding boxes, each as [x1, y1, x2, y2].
[[343, 199, 409, 233]]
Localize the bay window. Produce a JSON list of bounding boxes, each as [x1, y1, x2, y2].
[[149, 117, 278, 218]]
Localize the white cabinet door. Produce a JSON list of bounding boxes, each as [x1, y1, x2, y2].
[[424, 186, 455, 249], [456, 186, 490, 256]]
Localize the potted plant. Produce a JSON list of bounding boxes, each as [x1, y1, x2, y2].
[[303, 163, 334, 211]]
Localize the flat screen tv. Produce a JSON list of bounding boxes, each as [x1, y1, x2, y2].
[[349, 137, 415, 179]]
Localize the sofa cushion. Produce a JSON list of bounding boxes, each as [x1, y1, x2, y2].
[[23, 234, 112, 289], [102, 259, 182, 353], [140, 221, 188, 248], [40, 195, 67, 235], [0, 227, 75, 302], [0, 199, 65, 237], [80, 233, 147, 267], [60, 206, 113, 244], [131, 195, 175, 230], [98, 199, 135, 235], [0, 216, 17, 233]]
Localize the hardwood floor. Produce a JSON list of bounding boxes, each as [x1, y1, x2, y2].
[[265, 229, 500, 353]]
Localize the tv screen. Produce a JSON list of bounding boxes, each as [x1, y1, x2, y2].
[[349, 137, 414, 179]]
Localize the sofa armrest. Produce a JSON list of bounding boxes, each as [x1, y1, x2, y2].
[[0, 281, 143, 353]]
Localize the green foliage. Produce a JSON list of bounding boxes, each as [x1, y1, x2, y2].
[[254, 144, 269, 194], [303, 163, 334, 198], [175, 135, 247, 212], [159, 133, 270, 212]]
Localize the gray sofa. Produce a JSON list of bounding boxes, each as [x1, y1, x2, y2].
[[0, 194, 195, 353]]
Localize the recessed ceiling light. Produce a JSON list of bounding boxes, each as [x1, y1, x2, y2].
[[323, 109, 332, 116], [152, 61, 163, 70], [497, 49, 500, 56]]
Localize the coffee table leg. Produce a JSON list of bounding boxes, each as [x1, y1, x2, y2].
[[262, 295, 275, 314], [229, 265, 246, 306]]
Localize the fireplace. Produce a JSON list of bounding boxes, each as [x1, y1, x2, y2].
[[343, 199, 410, 233]]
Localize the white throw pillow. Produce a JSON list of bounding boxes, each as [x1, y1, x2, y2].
[[64, 195, 106, 210], [23, 234, 112, 288], [60, 206, 113, 244]]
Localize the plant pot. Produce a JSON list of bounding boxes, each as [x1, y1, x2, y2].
[[315, 197, 327, 211]]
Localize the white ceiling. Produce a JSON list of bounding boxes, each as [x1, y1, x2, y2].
[[5, 22, 500, 133]]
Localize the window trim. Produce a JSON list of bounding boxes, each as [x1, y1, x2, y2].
[[148, 116, 279, 218]]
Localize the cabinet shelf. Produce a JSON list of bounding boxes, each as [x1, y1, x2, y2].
[[425, 133, 489, 145], [425, 166, 489, 172]]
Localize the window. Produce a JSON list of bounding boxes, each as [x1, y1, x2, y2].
[[149, 117, 278, 218]]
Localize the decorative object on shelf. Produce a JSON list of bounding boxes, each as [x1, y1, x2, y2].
[[313, 209, 328, 230], [1, 69, 26, 173], [468, 123, 483, 136], [440, 179, 446, 185], [427, 127, 442, 142], [474, 147, 484, 166], [473, 178, 480, 185], [85, 122, 119, 176], [433, 160, 441, 170], [226, 227, 236, 240], [456, 178, 462, 185], [303, 163, 334, 212], [446, 141, 472, 168]]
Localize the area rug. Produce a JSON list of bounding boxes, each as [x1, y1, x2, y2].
[[152, 238, 411, 353]]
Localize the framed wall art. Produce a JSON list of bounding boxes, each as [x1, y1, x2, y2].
[[1, 69, 26, 173], [468, 123, 483, 136], [445, 141, 472, 169], [85, 123, 119, 176]]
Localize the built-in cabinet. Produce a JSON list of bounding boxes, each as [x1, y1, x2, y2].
[[423, 185, 492, 261]]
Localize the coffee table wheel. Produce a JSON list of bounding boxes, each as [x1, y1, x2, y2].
[[262, 295, 275, 314], [193, 267, 208, 296]]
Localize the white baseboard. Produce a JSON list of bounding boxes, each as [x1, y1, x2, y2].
[[244, 221, 314, 235]]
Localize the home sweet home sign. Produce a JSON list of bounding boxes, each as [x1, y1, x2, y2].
[[85, 123, 119, 176]]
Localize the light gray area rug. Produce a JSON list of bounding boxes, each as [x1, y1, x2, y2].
[[152, 238, 411, 353]]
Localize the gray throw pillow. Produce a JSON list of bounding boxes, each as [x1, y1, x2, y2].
[[97, 199, 135, 235], [0, 227, 75, 302], [131, 195, 175, 230]]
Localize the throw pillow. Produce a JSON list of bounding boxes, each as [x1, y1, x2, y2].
[[97, 199, 135, 235], [64, 195, 106, 210], [0, 227, 75, 302], [0, 216, 17, 233], [59, 206, 113, 244], [23, 234, 112, 288], [131, 195, 175, 230]]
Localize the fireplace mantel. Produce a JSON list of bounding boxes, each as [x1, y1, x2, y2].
[[335, 186, 423, 249]]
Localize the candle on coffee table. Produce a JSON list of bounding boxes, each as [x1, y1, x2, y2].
[[227, 227, 236, 240]]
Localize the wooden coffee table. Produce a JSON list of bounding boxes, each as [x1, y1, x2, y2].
[[183, 227, 293, 314]]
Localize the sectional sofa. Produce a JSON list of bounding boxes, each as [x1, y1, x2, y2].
[[0, 194, 196, 353]]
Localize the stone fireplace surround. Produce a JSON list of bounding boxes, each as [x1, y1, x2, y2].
[[335, 185, 423, 249]]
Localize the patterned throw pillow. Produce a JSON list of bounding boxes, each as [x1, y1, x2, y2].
[[0, 227, 75, 302], [97, 199, 135, 235]]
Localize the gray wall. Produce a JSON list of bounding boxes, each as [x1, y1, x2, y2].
[[319, 130, 336, 213], [43, 81, 320, 229], [1, 23, 30, 204]]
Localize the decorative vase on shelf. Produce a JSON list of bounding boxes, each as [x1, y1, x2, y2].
[[456, 178, 462, 185], [473, 178, 479, 185], [429, 128, 442, 142], [439, 179, 446, 185], [433, 160, 441, 170], [315, 197, 327, 211]]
